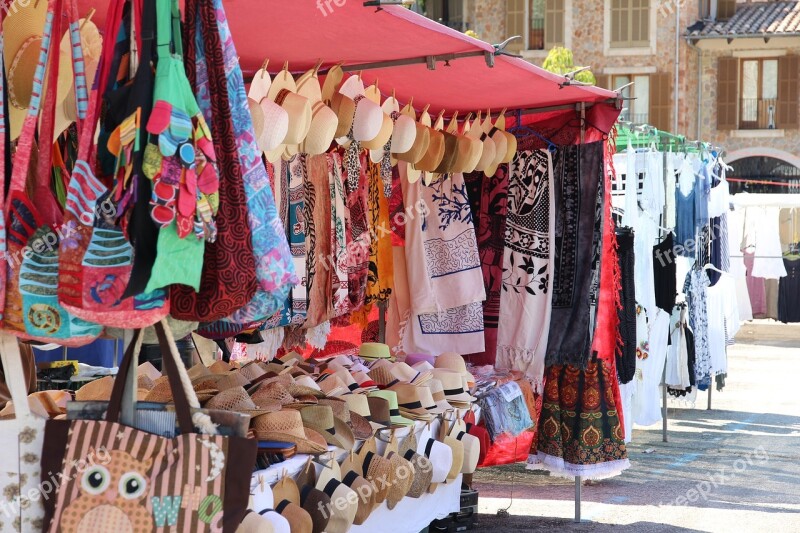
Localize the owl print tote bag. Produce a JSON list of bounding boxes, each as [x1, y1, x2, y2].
[[40, 321, 256, 532], [0, 333, 48, 532]]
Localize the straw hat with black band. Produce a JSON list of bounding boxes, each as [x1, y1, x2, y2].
[[299, 404, 355, 450], [251, 410, 328, 454], [299, 485, 331, 533]]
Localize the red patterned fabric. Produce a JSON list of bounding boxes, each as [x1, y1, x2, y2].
[[170, 0, 257, 321]]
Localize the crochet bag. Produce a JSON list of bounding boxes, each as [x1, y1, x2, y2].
[[58, 0, 170, 327], [168, 0, 259, 322], [41, 321, 256, 532], [4, 0, 102, 344]]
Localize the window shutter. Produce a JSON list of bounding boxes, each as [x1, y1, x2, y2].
[[595, 74, 610, 90], [717, 0, 736, 20], [505, 0, 525, 52], [717, 57, 739, 130], [544, 0, 565, 48], [777, 55, 799, 130], [649, 72, 671, 131]]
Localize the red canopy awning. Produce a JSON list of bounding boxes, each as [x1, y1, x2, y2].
[[79, 0, 619, 118]]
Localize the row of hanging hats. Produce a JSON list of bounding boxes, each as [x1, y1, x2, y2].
[[246, 61, 518, 180]]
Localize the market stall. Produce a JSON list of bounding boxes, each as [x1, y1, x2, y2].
[[0, 0, 637, 530]]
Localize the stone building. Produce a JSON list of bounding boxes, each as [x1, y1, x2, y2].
[[421, 0, 800, 187]]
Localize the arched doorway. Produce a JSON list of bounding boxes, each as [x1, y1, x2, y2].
[[727, 156, 800, 194]]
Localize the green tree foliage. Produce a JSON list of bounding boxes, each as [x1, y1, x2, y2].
[[541, 47, 596, 85]]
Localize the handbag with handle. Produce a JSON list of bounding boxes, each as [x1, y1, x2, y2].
[[57, 0, 170, 328], [4, 0, 102, 345], [168, 0, 260, 323], [41, 320, 256, 532], [0, 333, 48, 532]]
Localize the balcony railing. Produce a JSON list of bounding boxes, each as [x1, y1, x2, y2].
[[740, 98, 778, 130]]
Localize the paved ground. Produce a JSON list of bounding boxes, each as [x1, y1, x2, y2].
[[469, 322, 800, 532]]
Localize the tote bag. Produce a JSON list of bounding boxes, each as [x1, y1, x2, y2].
[[58, 0, 170, 328], [4, 0, 102, 345], [0, 333, 48, 532], [41, 321, 256, 532], [168, 0, 259, 322]]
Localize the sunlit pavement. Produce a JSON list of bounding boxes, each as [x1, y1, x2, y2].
[[470, 321, 800, 532]]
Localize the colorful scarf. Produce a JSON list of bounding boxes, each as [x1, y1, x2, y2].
[[304, 154, 333, 331], [287, 154, 308, 326], [353, 161, 393, 326], [328, 150, 351, 318], [463, 167, 509, 366], [344, 152, 370, 312], [545, 141, 605, 368], [496, 150, 555, 390]]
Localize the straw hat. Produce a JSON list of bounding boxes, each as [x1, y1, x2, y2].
[[485, 124, 508, 177], [264, 89, 312, 163], [214, 372, 251, 392], [361, 111, 393, 150], [433, 131, 459, 175], [318, 479, 358, 533], [390, 383, 434, 422], [275, 500, 313, 533], [205, 386, 272, 416], [496, 113, 518, 163], [267, 65, 298, 101], [239, 362, 268, 382], [299, 485, 331, 533], [357, 443, 393, 504], [251, 410, 328, 453], [330, 92, 356, 139], [435, 351, 475, 386], [352, 371, 378, 390], [237, 512, 276, 533], [317, 375, 348, 398], [391, 362, 431, 385], [273, 476, 302, 506], [359, 342, 392, 361], [301, 101, 338, 155], [365, 396, 392, 429], [384, 451, 414, 510], [210, 360, 234, 374], [418, 434, 453, 485], [75, 376, 115, 402], [351, 95, 383, 143], [417, 385, 445, 415], [138, 361, 162, 382], [321, 64, 344, 104], [421, 378, 455, 412], [249, 97, 289, 153], [299, 405, 355, 450], [368, 390, 413, 426], [443, 435, 464, 481], [431, 369, 475, 405], [4, 0, 70, 141], [404, 353, 435, 367], [399, 432, 434, 498], [453, 426, 481, 474], [54, 17, 102, 141], [462, 117, 485, 173], [250, 381, 294, 410], [343, 393, 380, 434], [415, 108, 445, 174], [320, 398, 373, 440], [333, 369, 366, 393], [339, 468, 378, 525]]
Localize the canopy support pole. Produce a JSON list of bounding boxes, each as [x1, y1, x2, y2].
[[662, 361, 668, 443], [574, 477, 581, 522]]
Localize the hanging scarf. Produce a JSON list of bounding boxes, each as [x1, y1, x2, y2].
[[545, 141, 604, 368], [463, 166, 509, 366], [329, 150, 351, 318], [353, 161, 393, 326], [345, 152, 370, 311], [303, 154, 333, 334], [496, 150, 555, 389], [287, 154, 308, 326], [615, 227, 637, 384]]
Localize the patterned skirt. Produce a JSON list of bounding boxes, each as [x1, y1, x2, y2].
[[529, 358, 630, 479]]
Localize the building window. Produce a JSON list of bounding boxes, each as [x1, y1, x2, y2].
[[507, 0, 565, 52], [740, 59, 779, 129], [426, 0, 466, 31], [613, 74, 650, 124], [610, 0, 650, 48]]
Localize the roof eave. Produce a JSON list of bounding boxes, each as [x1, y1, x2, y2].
[[687, 31, 800, 42]]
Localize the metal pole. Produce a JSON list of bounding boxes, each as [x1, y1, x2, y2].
[[574, 477, 581, 523], [707, 383, 712, 410], [378, 302, 387, 344], [662, 362, 668, 442]]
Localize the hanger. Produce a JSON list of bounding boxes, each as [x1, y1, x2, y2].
[[702, 263, 727, 275], [508, 109, 557, 151]]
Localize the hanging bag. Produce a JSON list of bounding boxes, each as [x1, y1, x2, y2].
[[41, 321, 256, 532], [0, 333, 48, 532], [168, 0, 260, 322], [4, 0, 102, 344], [58, 0, 170, 327], [140, 0, 223, 299]]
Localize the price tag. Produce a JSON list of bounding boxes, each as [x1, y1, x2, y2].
[[499, 382, 522, 402]]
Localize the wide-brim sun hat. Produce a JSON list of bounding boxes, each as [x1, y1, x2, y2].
[[299, 405, 355, 450], [301, 101, 338, 155], [361, 111, 393, 150], [251, 410, 329, 454]]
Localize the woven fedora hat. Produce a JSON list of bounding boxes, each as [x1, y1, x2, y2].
[[331, 92, 356, 139], [274, 89, 313, 146], [300, 485, 331, 533], [365, 396, 392, 430], [421, 378, 454, 412], [454, 426, 481, 474], [432, 369, 476, 404], [357, 446, 393, 504], [384, 451, 414, 510], [240, 362, 268, 383], [367, 365, 395, 387], [390, 383, 434, 421], [209, 360, 234, 374], [237, 512, 276, 533], [368, 390, 414, 427], [275, 500, 313, 533], [75, 376, 114, 402], [399, 432, 434, 498], [273, 475, 302, 506], [416, 384, 445, 415], [320, 398, 373, 440], [317, 374, 348, 398], [388, 112, 416, 158], [390, 362, 431, 385], [433, 131, 460, 175], [205, 386, 272, 416], [485, 124, 508, 177], [300, 405, 355, 450], [340, 469, 377, 525], [214, 371, 251, 392], [361, 111, 393, 150], [138, 361, 162, 382], [251, 410, 328, 454], [319, 479, 358, 533], [415, 109, 445, 173], [250, 381, 295, 410], [301, 101, 338, 155], [462, 117, 485, 173], [359, 342, 392, 361], [496, 113, 518, 163], [443, 435, 465, 482]]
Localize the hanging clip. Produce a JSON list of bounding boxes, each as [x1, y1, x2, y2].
[[260, 58, 270, 78]]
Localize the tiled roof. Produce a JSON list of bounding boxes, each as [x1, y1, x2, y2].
[[689, 1, 800, 38]]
